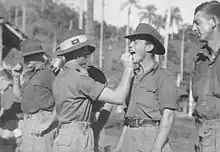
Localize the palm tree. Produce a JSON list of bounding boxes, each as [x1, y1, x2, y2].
[[121, 0, 141, 52], [22, 1, 26, 33], [138, 4, 157, 24], [152, 14, 165, 31], [165, 6, 183, 40]]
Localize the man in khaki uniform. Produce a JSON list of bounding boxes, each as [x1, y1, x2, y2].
[[119, 23, 177, 152], [36, 29, 134, 152], [192, 1, 220, 151], [12, 39, 56, 152]]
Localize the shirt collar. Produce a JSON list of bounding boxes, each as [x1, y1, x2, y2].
[[200, 45, 220, 66], [136, 61, 159, 76], [64, 61, 88, 76]]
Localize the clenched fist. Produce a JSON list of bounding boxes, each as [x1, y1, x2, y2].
[[12, 63, 23, 78], [121, 52, 134, 70]]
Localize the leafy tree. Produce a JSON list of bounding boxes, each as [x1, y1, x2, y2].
[[138, 4, 157, 24]]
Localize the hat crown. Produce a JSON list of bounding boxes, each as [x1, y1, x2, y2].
[[55, 29, 95, 56], [134, 23, 163, 43], [58, 29, 85, 44], [21, 39, 44, 55]]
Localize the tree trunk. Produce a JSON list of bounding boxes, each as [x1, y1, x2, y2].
[[85, 0, 94, 63], [15, 6, 19, 26], [180, 28, 185, 81], [78, 0, 84, 30], [188, 78, 194, 117], [163, 6, 171, 68], [69, 20, 73, 31], [22, 2, 26, 33], [0, 19, 3, 68], [125, 4, 131, 52], [41, 0, 45, 12], [99, 0, 104, 68]]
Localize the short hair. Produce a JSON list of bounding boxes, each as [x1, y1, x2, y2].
[[194, 1, 220, 20], [0, 69, 13, 81], [64, 46, 93, 62]]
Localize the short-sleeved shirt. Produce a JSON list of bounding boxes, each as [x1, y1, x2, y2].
[[53, 62, 106, 123], [21, 63, 55, 114], [192, 47, 220, 118], [125, 62, 177, 120]]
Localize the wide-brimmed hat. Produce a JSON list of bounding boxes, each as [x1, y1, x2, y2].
[[21, 39, 45, 57], [124, 23, 165, 55], [55, 29, 96, 56]]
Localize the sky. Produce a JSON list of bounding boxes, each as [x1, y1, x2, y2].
[[60, 0, 209, 28]]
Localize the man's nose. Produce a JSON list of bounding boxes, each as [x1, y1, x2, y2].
[[192, 24, 197, 32], [128, 41, 134, 48]]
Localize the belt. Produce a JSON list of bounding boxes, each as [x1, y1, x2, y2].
[[124, 118, 160, 128]]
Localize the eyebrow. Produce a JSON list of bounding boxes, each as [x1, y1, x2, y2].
[[193, 19, 199, 24]]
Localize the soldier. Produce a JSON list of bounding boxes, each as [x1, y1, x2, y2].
[[0, 69, 22, 152], [12, 39, 56, 152], [0, 69, 16, 140], [192, 1, 220, 152], [37, 29, 134, 152], [118, 23, 177, 152]]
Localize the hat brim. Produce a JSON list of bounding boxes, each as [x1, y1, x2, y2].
[[23, 50, 45, 57], [55, 40, 96, 56], [124, 34, 165, 55]]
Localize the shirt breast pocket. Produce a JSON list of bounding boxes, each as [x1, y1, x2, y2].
[[136, 84, 158, 103]]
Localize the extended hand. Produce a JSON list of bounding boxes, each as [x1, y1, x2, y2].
[[33, 123, 49, 136]]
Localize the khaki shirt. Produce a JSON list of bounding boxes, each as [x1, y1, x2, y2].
[[125, 63, 177, 120], [53, 62, 106, 123]]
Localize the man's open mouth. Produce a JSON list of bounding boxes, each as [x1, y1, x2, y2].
[[129, 50, 136, 55]]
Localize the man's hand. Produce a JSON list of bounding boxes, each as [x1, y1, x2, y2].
[[51, 66, 61, 74], [121, 52, 134, 70], [12, 63, 23, 78], [33, 123, 50, 136], [1, 129, 14, 140]]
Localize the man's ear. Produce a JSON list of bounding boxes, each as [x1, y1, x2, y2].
[[145, 44, 154, 53], [210, 16, 218, 29]]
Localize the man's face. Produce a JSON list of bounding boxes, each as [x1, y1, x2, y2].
[[192, 11, 213, 41], [76, 51, 92, 68], [0, 77, 11, 93], [128, 39, 153, 64]]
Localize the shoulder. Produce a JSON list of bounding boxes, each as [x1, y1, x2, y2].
[[31, 65, 55, 85], [53, 67, 80, 86], [157, 66, 175, 81]]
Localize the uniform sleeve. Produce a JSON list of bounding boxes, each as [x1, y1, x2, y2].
[[1, 89, 16, 110], [157, 71, 177, 112], [78, 75, 106, 101]]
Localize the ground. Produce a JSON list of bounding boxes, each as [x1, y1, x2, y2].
[[99, 111, 197, 152]]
